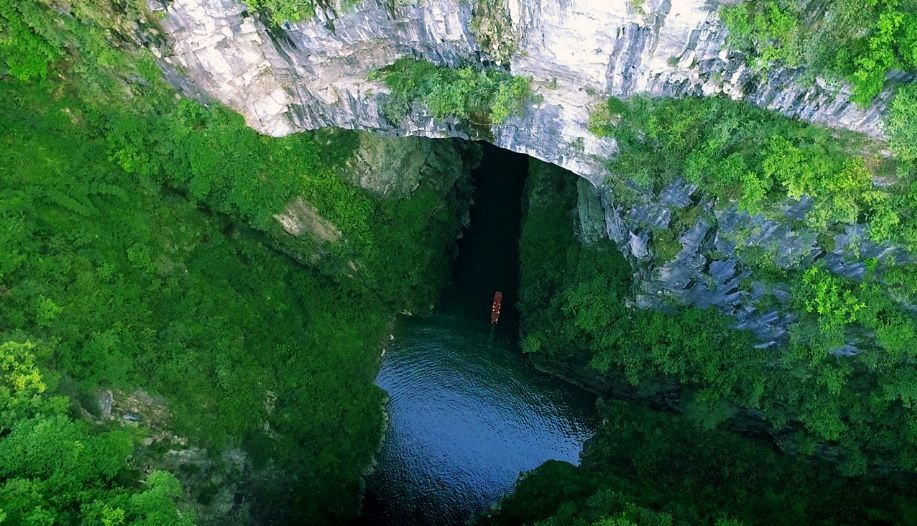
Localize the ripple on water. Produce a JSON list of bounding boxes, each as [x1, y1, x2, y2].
[[358, 309, 598, 526]]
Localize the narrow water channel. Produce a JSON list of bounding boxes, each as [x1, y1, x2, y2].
[[357, 145, 598, 525]]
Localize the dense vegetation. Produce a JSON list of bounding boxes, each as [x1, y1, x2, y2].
[[370, 57, 532, 128], [1, 1, 473, 523], [242, 0, 362, 23], [588, 94, 915, 249], [512, 154, 917, 521], [0, 341, 192, 524], [720, 0, 917, 104], [484, 401, 917, 525], [518, 158, 917, 474], [4, 0, 916, 523], [889, 83, 917, 160], [2, 78, 397, 522]]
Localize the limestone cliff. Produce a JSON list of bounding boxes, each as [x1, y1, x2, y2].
[[150, 0, 909, 352], [574, 170, 912, 351], [153, 0, 891, 185]]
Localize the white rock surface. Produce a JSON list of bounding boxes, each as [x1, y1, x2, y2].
[[156, 0, 892, 184]]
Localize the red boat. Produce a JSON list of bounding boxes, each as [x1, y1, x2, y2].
[[491, 291, 503, 324]]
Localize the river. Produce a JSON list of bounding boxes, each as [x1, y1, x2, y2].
[[357, 144, 599, 525]]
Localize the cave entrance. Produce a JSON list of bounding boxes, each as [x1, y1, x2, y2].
[[442, 141, 529, 334], [357, 142, 596, 526]]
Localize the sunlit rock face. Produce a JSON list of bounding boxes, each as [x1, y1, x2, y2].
[[154, 0, 890, 185]]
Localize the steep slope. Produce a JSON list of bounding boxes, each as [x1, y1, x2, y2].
[[155, 0, 893, 182]]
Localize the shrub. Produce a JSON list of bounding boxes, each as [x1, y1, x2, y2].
[[589, 95, 913, 249], [370, 57, 532, 126], [0, 0, 62, 80], [720, 0, 917, 105], [888, 84, 917, 161]]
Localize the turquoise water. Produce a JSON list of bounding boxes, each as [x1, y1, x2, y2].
[[357, 145, 598, 525]]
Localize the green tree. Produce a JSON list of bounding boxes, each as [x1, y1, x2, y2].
[[0, 0, 61, 81], [888, 84, 917, 161], [0, 340, 66, 432], [720, 0, 917, 105]]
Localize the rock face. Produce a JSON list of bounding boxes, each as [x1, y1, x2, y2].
[[89, 388, 270, 525], [572, 168, 913, 350], [153, 0, 907, 350], [338, 133, 480, 198], [154, 0, 892, 185], [265, 131, 479, 280]]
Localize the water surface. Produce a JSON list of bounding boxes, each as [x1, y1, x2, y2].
[[358, 145, 598, 525]]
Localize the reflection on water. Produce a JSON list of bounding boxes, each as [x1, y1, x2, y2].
[[357, 144, 597, 525], [359, 310, 597, 525]]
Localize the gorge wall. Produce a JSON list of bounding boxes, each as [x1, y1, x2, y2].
[[153, 0, 892, 185], [150, 0, 909, 351]]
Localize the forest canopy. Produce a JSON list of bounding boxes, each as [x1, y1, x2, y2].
[[0, 0, 472, 523]]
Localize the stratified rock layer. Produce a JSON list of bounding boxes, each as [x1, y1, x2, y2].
[[154, 0, 891, 184]]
